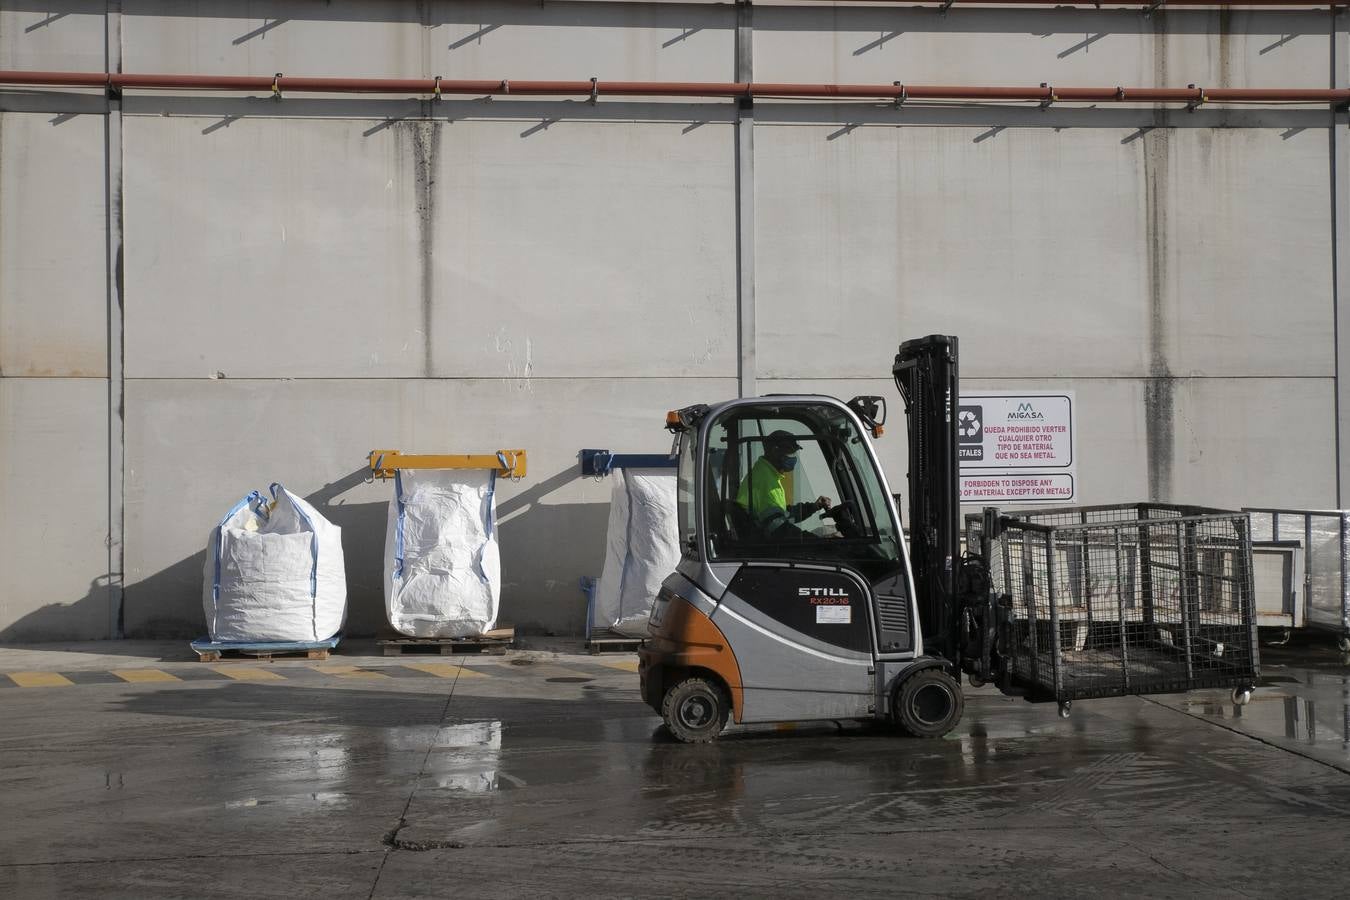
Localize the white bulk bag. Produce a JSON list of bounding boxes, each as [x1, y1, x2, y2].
[[202, 483, 347, 642], [594, 468, 680, 637], [385, 468, 500, 638]]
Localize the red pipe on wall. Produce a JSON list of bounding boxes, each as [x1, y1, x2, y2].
[[707, 0, 1347, 5], [1, 70, 1346, 106]]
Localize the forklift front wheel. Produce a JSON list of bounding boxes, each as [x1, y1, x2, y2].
[[1338, 635, 1350, 654], [893, 669, 964, 739], [662, 677, 730, 744], [1057, 702, 1072, 719], [1231, 687, 1253, 707]]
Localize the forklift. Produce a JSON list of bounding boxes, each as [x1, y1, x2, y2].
[[638, 335, 1259, 742]]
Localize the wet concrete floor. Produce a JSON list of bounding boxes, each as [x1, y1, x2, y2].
[[1, 647, 1348, 898]]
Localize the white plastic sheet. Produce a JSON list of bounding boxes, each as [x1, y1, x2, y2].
[[202, 483, 347, 642], [594, 468, 680, 637], [385, 468, 500, 638]]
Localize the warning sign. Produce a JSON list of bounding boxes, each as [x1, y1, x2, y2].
[[961, 474, 1075, 502], [959, 393, 1076, 504]]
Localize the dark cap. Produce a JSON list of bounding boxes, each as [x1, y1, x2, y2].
[[765, 430, 801, 452]]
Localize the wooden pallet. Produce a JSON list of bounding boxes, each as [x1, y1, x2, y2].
[[586, 628, 644, 654], [190, 636, 340, 662], [378, 627, 514, 656]]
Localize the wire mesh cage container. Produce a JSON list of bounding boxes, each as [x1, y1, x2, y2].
[[1244, 508, 1350, 649], [966, 504, 1260, 704]]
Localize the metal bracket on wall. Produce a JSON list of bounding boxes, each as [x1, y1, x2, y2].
[[1186, 84, 1207, 112], [579, 449, 677, 478], [368, 449, 528, 480], [433, 75, 442, 101], [590, 76, 599, 104], [1143, 0, 1165, 16], [1040, 83, 1056, 109], [939, 0, 956, 14], [271, 72, 283, 100], [893, 82, 907, 110]]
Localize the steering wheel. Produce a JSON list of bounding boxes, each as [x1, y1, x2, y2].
[[822, 501, 861, 538]]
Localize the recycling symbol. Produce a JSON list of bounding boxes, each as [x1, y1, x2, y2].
[[958, 406, 983, 443]]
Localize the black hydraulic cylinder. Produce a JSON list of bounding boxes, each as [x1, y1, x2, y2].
[[893, 335, 961, 664]]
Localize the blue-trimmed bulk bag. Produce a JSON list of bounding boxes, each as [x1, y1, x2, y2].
[[593, 468, 679, 637], [201, 483, 347, 642], [384, 468, 500, 638]]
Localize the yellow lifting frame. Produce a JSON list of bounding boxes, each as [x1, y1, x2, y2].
[[368, 449, 527, 480]]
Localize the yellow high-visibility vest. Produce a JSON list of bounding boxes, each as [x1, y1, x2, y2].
[[736, 456, 788, 524]]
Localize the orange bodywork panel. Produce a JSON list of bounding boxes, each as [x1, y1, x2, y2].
[[639, 595, 745, 723]]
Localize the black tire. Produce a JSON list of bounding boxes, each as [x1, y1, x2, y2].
[[661, 677, 730, 743], [893, 668, 964, 739]]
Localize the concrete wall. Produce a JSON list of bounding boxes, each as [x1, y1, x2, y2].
[[0, 0, 1345, 640]]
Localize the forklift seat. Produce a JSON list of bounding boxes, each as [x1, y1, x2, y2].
[[724, 498, 755, 542]]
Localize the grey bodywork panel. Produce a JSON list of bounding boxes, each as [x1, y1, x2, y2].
[[712, 574, 875, 723]]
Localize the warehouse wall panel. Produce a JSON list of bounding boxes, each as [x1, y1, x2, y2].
[[123, 115, 426, 379], [123, 1, 425, 79], [757, 119, 1334, 382], [428, 0, 736, 82], [1160, 126, 1333, 377], [0, 378, 110, 640], [123, 112, 736, 380], [1161, 377, 1337, 510], [0, 111, 108, 378], [122, 0, 735, 82], [0, 2, 106, 72], [753, 7, 1328, 89], [756, 124, 1150, 380], [431, 116, 738, 379]]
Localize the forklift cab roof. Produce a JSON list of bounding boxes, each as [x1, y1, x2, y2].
[[665, 395, 886, 437], [673, 395, 907, 577]]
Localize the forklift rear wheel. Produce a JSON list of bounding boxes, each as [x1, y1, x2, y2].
[[1058, 702, 1072, 719], [662, 677, 730, 743], [1231, 687, 1253, 706], [1339, 636, 1350, 654], [893, 669, 964, 739]]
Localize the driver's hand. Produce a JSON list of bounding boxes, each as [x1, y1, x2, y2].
[[817, 496, 832, 511]]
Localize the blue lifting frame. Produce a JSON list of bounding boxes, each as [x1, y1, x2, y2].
[[578, 449, 676, 478]]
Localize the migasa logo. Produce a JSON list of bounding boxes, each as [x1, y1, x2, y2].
[[1009, 402, 1045, 420]]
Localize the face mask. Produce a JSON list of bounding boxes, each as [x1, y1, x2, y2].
[[779, 455, 799, 472]]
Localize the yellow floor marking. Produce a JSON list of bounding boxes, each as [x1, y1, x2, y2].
[[7, 671, 74, 688], [403, 662, 489, 678], [214, 667, 285, 681], [311, 665, 390, 679], [112, 668, 181, 683], [596, 659, 639, 673]]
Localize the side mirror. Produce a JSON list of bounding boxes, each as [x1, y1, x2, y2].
[[847, 396, 887, 436]]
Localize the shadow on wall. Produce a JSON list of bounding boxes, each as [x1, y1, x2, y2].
[[1, 464, 606, 641], [107, 468, 389, 640], [495, 466, 609, 636], [0, 575, 118, 643]]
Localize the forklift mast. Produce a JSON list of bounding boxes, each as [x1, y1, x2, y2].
[[892, 335, 962, 665]]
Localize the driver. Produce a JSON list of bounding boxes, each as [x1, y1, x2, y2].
[[735, 430, 832, 536]]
